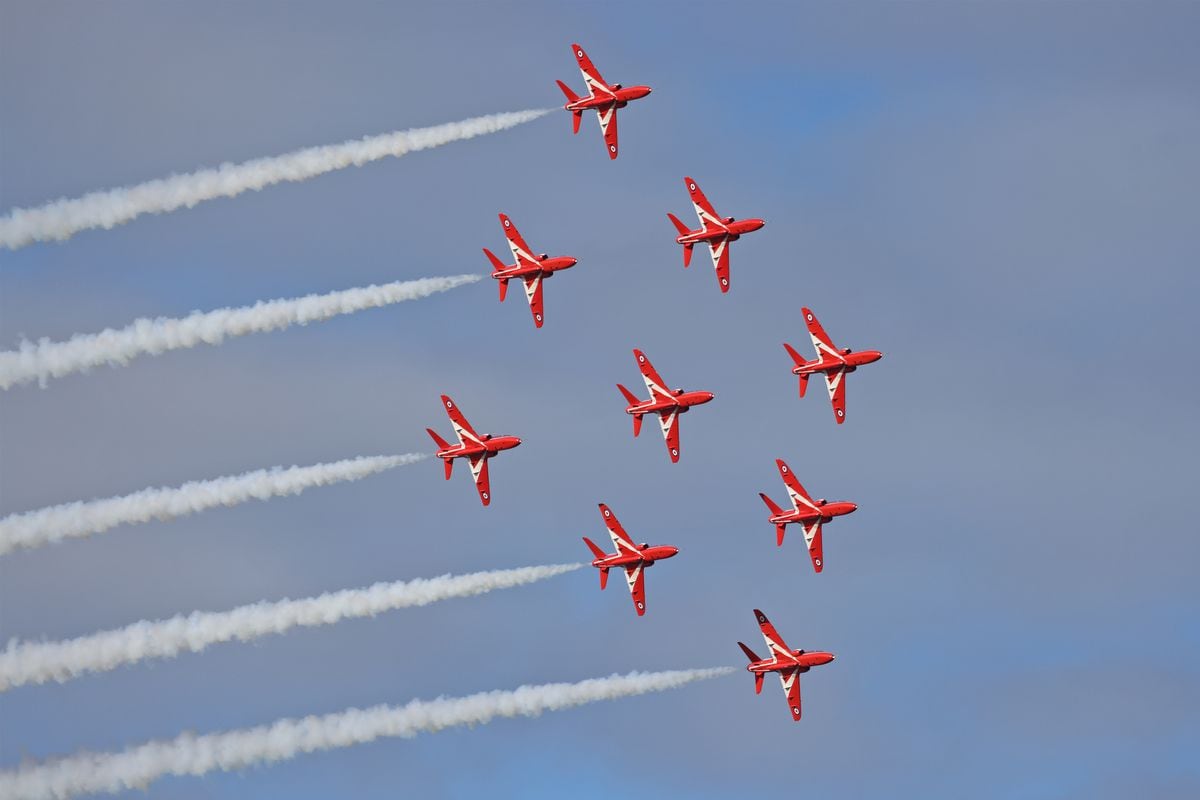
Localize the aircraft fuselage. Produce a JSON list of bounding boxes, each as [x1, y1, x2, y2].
[[591, 544, 679, 570], [624, 390, 714, 417], [675, 217, 765, 246], [434, 434, 522, 463], [793, 349, 883, 375]]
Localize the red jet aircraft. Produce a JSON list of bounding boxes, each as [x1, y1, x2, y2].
[[738, 609, 835, 721], [582, 503, 678, 616], [617, 349, 714, 463], [667, 176, 765, 293], [556, 43, 651, 159], [758, 458, 857, 572], [483, 213, 578, 328], [784, 307, 882, 423], [426, 395, 521, 507]]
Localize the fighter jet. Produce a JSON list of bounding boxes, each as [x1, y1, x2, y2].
[[556, 43, 652, 159], [667, 176, 765, 293], [426, 395, 521, 506], [582, 503, 678, 616], [617, 349, 715, 463], [784, 307, 882, 423], [483, 213, 578, 328], [738, 609, 835, 721], [758, 458, 857, 572]]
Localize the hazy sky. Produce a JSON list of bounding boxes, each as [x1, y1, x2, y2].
[[2, 2, 1197, 798]]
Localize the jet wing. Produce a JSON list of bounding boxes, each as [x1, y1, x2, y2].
[[522, 274, 545, 328], [779, 667, 803, 721], [684, 177, 723, 231], [599, 503, 638, 555], [753, 608, 794, 658], [596, 104, 619, 159], [825, 368, 847, 423], [775, 459, 820, 514], [708, 237, 731, 293], [802, 307, 841, 361], [440, 395, 482, 447], [801, 520, 825, 572], [572, 43, 613, 98], [633, 349, 673, 401], [624, 562, 647, 616], [468, 454, 491, 506], [499, 214, 538, 267], [659, 408, 681, 463]]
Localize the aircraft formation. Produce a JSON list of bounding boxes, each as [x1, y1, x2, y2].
[[422, 43, 885, 721]]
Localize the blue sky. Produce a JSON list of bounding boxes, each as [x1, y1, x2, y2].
[[2, 2, 1198, 797]]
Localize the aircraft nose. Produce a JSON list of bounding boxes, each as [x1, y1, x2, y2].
[[665, 546, 679, 557], [845, 502, 858, 514]]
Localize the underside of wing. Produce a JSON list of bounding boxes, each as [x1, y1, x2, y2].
[[776, 459, 819, 514], [825, 368, 847, 423], [659, 409, 681, 462], [440, 395, 481, 446], [572, 43, 611, 96], [802, 521, 825, 572], [523, 274, 545, 328], [708, 238, 731, 293], [624, 563, 646, 615], [468, 454, 491, 506], [633, 350, 672, 401], [755, 609, 793, 657], [803, 307, 839, 358], [499, 214, 538, 267], [685, 177, 722, 229], [596, 104, 618, 159], [599, 503, 638, 555], [780, 668, 803, 721]]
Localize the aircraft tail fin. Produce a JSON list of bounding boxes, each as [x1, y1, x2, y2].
[[556, 79, 581, 104], [759, 492, 785, 517], [582, 536, 607, 561], [617, 383, 640, 406], [667, 212, 690, 236], [783, 342, 807, 368], [426, 427, 451, 450], [483, 247, 507, 273], [738, 641, 761, 663], [738, 642, 765, 694]]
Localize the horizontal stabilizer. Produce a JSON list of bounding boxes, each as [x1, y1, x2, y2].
[[632, 413, 643, 437], [617, 383, 640, 406], [738, 641, 761, 663]]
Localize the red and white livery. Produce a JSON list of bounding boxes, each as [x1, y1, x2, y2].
[[556, 43, 652, 159], [426, 395, 521, 507], [784, 306, 882, 423], [758, 458, 857, 573], [667, 176, 765, 293], [617, 349, 715, 463], [582, 503, 678, 617], [483, 213, 578, 329], [738, 609, 835, 721]]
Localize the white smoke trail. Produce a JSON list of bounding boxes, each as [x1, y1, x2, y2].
[[0, 274, 480, 390], [0, 563, 583, 691], [0, 454, 424, 556], [0, 667, 734, 799], [0, 109, 552, 249]]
